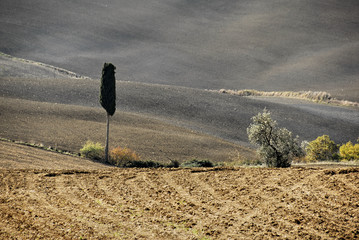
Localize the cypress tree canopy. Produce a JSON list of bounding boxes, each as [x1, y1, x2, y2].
[[100, 63, 116, 116]]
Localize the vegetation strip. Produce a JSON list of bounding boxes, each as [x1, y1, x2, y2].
[[0, 52, 89, 79], [0, 137, 80, 158], [217, 89, 359, 107]]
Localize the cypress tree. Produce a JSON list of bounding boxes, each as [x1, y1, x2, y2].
[[100, 63, 116, 163]]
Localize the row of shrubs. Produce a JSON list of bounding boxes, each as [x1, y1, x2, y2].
[[79, 141, 214, 168], [233, 135, 359, 166], [245, 109, 359, 167], [302, 135, 359, 162], [233, 135, 359, 167], [79, 135, 358, 168]]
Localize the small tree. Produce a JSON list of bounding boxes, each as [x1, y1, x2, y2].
[[100, 63, 116, 163], [305, 135, 338, 162], [247, 109, 303, 167]]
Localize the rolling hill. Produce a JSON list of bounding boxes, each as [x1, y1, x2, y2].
[[1, 2, 359, 237], [1, 54, 358, 161], [0, 0, 358, 161], [1, 0, 358, 101]]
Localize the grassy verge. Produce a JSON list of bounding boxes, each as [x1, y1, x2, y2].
[[3, 137, 357, 169]]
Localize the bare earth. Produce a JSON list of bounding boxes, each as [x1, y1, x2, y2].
[[0, 147, 358, 239], [1, 0, 359, 101], [0, 96, 253, 164], [0, 141, 110, 170]]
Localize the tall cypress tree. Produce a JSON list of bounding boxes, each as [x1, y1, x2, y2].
[[100, 63, 116, 163]]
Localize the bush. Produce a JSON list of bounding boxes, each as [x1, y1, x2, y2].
[[305, 135, 339, 162], [80, 141, 105, 161], [120, 160, 166, 168], [110, 146, 162, 168], [109, 146, 141, 167], [339, 141, 359, 161], [247, 109, 303, 168], [180, 159, 214, 168], [167, 159, 180, 168]]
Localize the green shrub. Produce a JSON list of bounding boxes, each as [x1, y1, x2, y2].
[[120, 160, 165, 168], [180, 159, 214, 168], [80, 141, 105, 161], [167, 159, 180, 168], [305, 135, 339, 162], [339, 141, 359, 161]]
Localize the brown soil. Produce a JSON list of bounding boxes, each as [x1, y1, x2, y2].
[[0, 141, 110, 170], [1, 162, 358, 239], [0, 96, 254, 164], [1, 137, 358, 239]]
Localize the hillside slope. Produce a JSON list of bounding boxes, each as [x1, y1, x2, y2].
[[1, 54, 359, 154], [1, 75, 358, 146], [0, 97, 253, 163], [1, 0, 358, 101], [0, 141, 110, 169]]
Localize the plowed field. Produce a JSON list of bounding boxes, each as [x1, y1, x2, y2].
[[1, 165, 358, 239]]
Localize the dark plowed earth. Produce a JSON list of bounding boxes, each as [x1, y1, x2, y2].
[[1, 0, 358, 101], [0, 97, 253, 163], [0, 167, 358, 239], [1, 76, 358, 146]]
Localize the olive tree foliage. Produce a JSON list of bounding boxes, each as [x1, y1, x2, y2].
[[247, 109, 303, 168], [99, 63, 116, 163]]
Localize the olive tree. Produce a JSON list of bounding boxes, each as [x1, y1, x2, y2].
[[100, 63, 116, 163], [247, 109, 303, 167]]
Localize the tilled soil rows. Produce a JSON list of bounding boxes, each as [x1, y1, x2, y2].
[[1, 167, 358, 239]]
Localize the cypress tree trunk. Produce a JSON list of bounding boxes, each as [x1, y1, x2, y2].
[[105, 113, 110, 163]]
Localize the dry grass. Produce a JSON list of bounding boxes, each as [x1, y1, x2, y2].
[[218, 89, 359, 107]]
